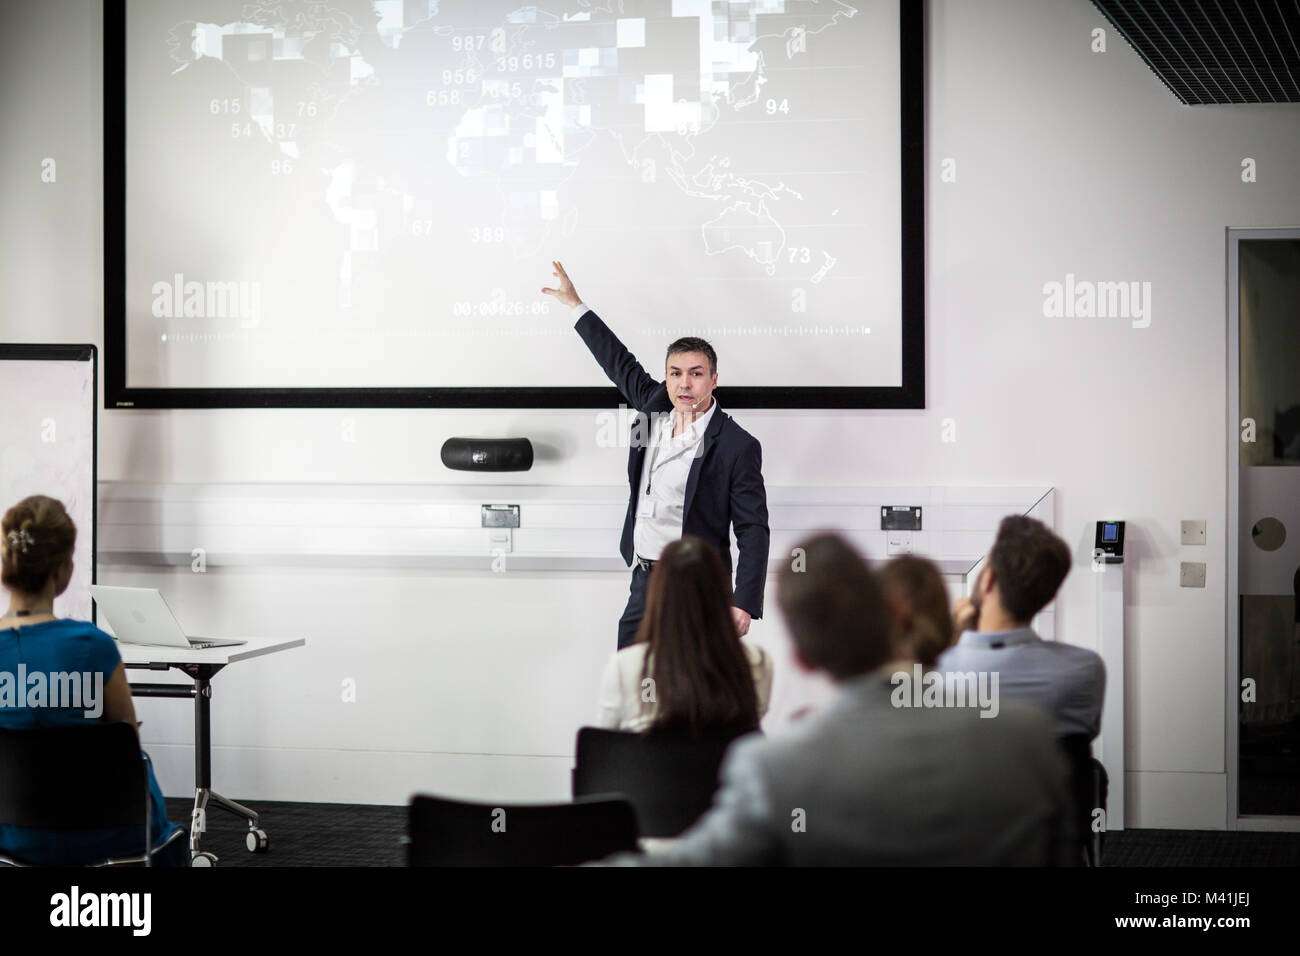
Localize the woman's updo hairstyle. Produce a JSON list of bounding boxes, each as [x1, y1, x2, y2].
[[1, 495, 77, 595]]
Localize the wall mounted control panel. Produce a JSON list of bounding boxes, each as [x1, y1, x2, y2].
[[1094, 520, 1125, 563]]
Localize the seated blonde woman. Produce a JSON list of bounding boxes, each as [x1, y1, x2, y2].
[[596, 537, 772, 734], [876, 554, 956, 668], [0, 495, 186, 866]]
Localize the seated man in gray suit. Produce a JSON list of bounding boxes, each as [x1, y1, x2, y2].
[[938, 515, 1106, 741], [599, 532, 1077, 865]]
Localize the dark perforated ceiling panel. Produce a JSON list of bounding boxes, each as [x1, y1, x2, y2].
[[1092, 0, 1300, 104]]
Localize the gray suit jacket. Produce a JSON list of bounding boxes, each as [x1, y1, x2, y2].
[[603, 667, 1076, 865]]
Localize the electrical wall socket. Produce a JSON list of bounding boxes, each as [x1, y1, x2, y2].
[[886, 531, 913, 556], [488, 528, 513, 554], [1181, 520, 1206, 545], [1180, 562, 1206, 588]]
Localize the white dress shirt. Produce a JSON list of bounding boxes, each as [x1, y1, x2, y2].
[[573, 301, 716, 564], [631, 396, 715, 562]]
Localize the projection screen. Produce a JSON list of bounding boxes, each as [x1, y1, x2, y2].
[[105, 0, 923, 408]]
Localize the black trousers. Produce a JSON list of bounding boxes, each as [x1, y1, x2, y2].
[[616, 564, 651, 650]]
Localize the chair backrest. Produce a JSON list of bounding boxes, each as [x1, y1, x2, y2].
[[572, 724, 753, 837], [1059, 733, 1107, 864], [407, 794, 638, 866], [1086, 756, 1109, 865], [0, 723, 148, 830]]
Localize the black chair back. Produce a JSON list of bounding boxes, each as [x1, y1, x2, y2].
[[1087, 756, 1109, 865], [0, 723, 151, 865], [1060, 733, 1108, 865], [572, 725, 753, 837], [407, 794, 638, 866]]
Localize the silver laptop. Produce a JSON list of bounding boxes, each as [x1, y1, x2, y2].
[[90, 586, 246, 649]]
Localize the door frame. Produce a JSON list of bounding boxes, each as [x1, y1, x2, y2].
[[1226, 226, 1300, 832]]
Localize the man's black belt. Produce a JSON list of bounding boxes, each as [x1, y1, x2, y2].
[[636, 555, 656, 572]]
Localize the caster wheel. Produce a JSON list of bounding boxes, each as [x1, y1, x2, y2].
[[246, 828, 269, 853], [191, 852, 217, 867]]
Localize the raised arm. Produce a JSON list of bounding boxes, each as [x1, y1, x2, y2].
[[543, 260, 663, 411]]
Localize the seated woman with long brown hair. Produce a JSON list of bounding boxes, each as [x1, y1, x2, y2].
[[595, 536, 772, 733]]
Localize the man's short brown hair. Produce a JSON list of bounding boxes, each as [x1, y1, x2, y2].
[[665, 337, 716, 377], [988, 515, 1072, 623], [777, 532, 893, 680]]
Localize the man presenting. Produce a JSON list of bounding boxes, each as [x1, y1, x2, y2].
[[542, 261, 770, 648]]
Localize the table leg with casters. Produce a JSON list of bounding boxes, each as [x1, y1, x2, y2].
[[190, 672, 268, 862], [189, 787, 214, 866], [128, 663, 270, 865]]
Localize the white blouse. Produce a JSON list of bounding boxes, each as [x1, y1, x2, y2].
[[594, 641, 774, 733]]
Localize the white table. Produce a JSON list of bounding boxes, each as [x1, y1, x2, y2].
[[120, 638, 305, 866]]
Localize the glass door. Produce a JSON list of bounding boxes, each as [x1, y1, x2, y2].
[[1231, 232, 1300, 824]]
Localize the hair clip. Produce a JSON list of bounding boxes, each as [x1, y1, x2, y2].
[[5, 529, 36, 554]]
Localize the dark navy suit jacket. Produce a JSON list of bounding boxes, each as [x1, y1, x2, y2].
[[575, 308, 770, 619]]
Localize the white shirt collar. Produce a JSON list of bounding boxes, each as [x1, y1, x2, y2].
[[667, 395, 718, 442], [957, 627, 1038, 648]]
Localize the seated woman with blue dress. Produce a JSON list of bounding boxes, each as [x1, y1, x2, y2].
[[0, 494, 186, 866]]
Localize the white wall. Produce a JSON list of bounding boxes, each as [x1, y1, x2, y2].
[[5, 0, 1300, 827]]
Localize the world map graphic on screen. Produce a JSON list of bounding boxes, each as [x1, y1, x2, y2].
[[123, 0, 901, 392]]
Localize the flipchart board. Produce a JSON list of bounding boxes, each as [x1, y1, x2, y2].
[[0, 344, 98, 623]]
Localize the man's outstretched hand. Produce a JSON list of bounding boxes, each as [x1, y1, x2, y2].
[[541, 260, 581, 309]]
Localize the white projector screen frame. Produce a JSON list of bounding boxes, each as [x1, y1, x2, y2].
[[105, 0, 924, 409]]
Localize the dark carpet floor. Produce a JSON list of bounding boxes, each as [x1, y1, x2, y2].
[[164, 798, 1300, 867], [165, 798, 407, 866], [1098, 827, 1300, 866]]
